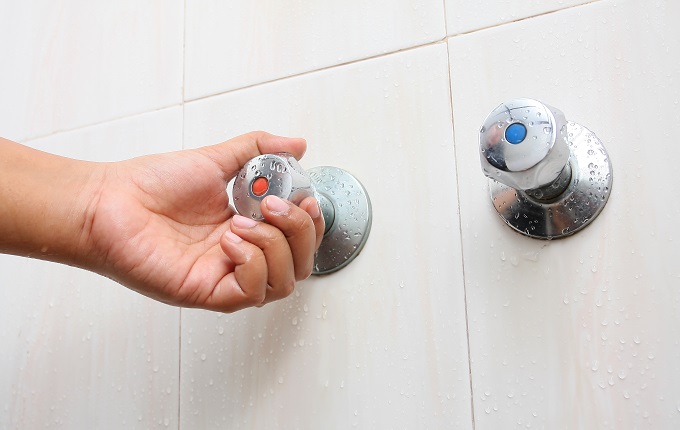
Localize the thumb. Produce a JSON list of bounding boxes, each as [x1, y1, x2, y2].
[[198, 131, 307, 180]]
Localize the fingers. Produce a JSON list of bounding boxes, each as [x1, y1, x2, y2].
[[199, 131, 307, 180], [215, 195, 322, 310], [230, 211, 296, 304], [298, 196, 326, 251], [260, 195, 324, 280], [209, 231, 269, 312]]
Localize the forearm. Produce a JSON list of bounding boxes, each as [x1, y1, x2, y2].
[[0, 137, 104, 267]]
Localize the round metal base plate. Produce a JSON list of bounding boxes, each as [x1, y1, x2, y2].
[[308, 166, 372, 274], [489, 122, 613, 239]]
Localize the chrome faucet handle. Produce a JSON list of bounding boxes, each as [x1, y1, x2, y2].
[[480, 98, 571, 193], [232, 153, 372, 274], [232, 153, 316, 221], [479, 98, 613, 239]]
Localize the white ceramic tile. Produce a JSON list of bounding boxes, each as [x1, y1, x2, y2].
[[0, 107, 183, 429], [0, 1, 183, 142], [449, 0, 680, 428], [181, 44, 472, 428], [184, 0, 446, 100], [445, 0, 594, 35]]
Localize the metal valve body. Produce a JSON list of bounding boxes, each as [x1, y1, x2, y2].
[[232, 153, 372, 274], [480, 99, 613, 239]]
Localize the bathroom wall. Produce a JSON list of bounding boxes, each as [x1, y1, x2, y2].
[[1, 0, 679, 428]]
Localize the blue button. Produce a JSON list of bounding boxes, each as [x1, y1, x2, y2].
[[505, 123, 527, 144]]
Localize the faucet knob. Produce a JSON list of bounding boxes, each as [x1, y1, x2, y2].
[[480, 98, 571, 191], [232, 153, 372, 274], [479, 98, 613, 239], [232, 153, 316, 221]]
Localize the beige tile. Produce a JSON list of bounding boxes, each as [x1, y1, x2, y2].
[[184, 0, 446, 100], [445, 0, 594, 35], [449, 0, 680, 427], [0, 107, 183, 429], [0, 1, 183, 142], [181, 44, 472, 428]]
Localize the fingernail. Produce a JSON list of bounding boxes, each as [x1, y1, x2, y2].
[[224, 231, 243, 243], [232, 214, 258, 228], [265, 195, 290, 214], [307, 201, 321, 219]]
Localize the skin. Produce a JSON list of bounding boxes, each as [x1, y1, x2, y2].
[[0, 132, 324, 313]]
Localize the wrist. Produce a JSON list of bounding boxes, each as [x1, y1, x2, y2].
[[0, 138, 108, 268], [60, 160, 110, 270]]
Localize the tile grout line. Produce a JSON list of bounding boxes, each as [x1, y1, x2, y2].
[[441, 2, 475, 424], [444, 40, 476, 430], [442, 1, 477, 426], [447, 0, 605, 37], [183, 38, 449, 104], [21, 103, 184, 144]]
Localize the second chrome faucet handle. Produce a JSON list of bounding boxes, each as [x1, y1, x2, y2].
[[479, 98, 571, 196], [479, 98, 613, 239]]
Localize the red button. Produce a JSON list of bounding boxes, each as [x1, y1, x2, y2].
[[251, 177, 269, 197]]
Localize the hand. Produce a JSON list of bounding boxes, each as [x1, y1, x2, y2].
[[86, 132, 325, 312]]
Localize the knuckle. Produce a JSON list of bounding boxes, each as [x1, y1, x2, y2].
[[301, 209, 315, 228], [242, 253, 267, 306], [246, 130, 266, 139], [244, 288, 266, 307], [281, 279, 296, 298], [291, 211, 314, 236], [261, 229, 284, 250]]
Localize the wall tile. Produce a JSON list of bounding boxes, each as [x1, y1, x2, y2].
[[449, 1, 680, 427], [184, 0, 446, 100], [0, 1, 183, 142], [0, 107, 183, 429], [181, 44, 472, 428]]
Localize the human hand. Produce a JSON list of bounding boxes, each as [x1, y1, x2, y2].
[[85, 132, 324, 312]]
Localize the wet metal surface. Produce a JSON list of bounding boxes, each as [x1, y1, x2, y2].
[[488, 122, 613, 239], [308, 166, 372, 274], [232, 156, 372, 274]]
